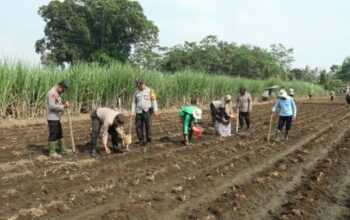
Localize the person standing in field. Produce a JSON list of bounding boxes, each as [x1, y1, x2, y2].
[[90, 107, 126, 158], [237, 87, 252, 131], [131, 79, 158, 147], [271, 89, 297, 142], [209, 95, 233, 128], [330, 90, 335, 101], [46, 80, 72, 158], [179, 100, 202, 146], [288, 88, 295, 100]]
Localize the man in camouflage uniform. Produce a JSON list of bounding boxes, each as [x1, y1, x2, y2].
[[131, 79, 158, 147]]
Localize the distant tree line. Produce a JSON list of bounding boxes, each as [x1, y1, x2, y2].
[[36, 0, 349, 90]]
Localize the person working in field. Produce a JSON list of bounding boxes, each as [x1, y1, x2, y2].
[[131, 79, 158, 148], [46, 80, 72, 158], [346, 92, 350, 107], [237, 87, 252, 131], [288, 88, 295, 100], [330, 90, 335, 101], [179, 99, 202, 146], [209, 95, 233, 128], [215, 106, 232, 137], [271, 89, 297, 142], [90, 107, 126, 158]]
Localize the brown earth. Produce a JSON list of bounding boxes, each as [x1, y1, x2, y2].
[[0, 97, 350, 220]]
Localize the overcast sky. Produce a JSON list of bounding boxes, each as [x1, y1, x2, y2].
[[1, 0, 349, 69]]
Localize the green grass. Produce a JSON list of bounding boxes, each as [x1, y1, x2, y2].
[[0, 60, 326, 118]]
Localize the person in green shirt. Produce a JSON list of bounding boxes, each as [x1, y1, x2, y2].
[[179, 105, 202, 146]]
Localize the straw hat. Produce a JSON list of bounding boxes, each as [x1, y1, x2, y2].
[[193, 108, 202, 119], [279, 89, 288, 99]]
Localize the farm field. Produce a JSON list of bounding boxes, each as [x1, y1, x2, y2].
[[1, 97, 350, 220]]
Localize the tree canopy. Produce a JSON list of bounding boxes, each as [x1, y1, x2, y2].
[[35, 0, 158, 66]]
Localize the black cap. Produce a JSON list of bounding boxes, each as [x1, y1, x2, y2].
[[136, 79, 145, 85], [114, 114, 125, 125], [58, 80, 69, 90]]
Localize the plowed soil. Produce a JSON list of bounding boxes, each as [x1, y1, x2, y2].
[[1, 97, 350, 220]]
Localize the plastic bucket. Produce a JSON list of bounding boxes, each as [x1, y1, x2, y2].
[[192, 126, 204, 137]]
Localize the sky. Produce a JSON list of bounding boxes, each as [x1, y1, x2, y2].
[[0, 0, 349, 69]]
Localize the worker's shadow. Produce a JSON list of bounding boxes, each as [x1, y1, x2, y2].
[[26, 144, 48, 155], [158, 136, 182, 146], [76, 143, 90, 153]]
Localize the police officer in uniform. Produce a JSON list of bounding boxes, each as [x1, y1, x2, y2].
[[131, 79, 158, 147]]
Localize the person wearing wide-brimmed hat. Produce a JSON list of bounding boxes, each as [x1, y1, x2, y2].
[[236, 87, 252, 131], [271, 89, 297, 142], [179, 100, 202, 146], [46, 80, 72, 158], [210, 95, 233, 128]]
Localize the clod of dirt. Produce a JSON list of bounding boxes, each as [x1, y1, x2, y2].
[[292, 208, 303, 217], [234, 193, 247, 201], [203, 214, 216, 220], [183, 176, 196, 181], [279, 214, 289, 220], [232, 201, 240, 211], [255, 177, 265, 184], [132, 179, 140, 186], [178, 195, 186, 201], [174, 164, 181, 170], [290, 158, 299, 163], [278, 164, 287, 170], [316, 171, 324, 182], [171, 186, 183, 193], [95, 197, 104, 204], [147, 175, 155, 181], [269, 171, 279, 177]]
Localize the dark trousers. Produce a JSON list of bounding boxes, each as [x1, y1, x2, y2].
[[331, 96, 334, 101], [239, 112, 250, 128], [90, 111, 120, 151], [181, 116, 193, 140], [136, 110, 152, 142], [210, 103, 217, 126], [48, 120, 63, 142], [277, 116, 293, 131]]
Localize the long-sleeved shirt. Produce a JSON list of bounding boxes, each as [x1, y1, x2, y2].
[[46, 86, 64, 121], [179, 106, 199, 134], [272, 97, 297, 117], [237, 92, 252, 112], [131, 86, 158, 114], [96, 107, 124, 146]]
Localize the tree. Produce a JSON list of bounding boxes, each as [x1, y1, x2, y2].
[[336, 57, 350, 82], [270, 43, 294, 72], [35, 0, 158, 66], [154, 35, 287, 79]]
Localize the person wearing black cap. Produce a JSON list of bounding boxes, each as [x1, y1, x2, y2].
[[236, 87, 252, 131], [46, 80, 71, 158], [90, 107, 126, 158], [131, 79, 158, 147]]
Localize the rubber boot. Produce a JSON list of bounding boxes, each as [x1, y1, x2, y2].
[[58, 139, 72, 155], [90, 137, 97, 158], [111, 144, 125, 153], [184, 135, 192, 146], [48, 141, 61, 158], [284, 130, 289, 141], [274, 130, 281, 142]]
